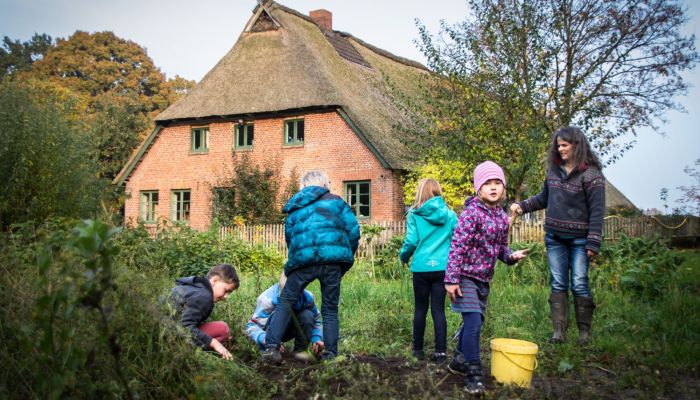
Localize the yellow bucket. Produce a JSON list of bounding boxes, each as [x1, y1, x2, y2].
[[490, 338, 539, 388]]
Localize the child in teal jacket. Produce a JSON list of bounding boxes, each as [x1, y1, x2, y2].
[[399, 178, 457, 361]]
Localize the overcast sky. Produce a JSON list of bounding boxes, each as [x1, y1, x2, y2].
[[1, 0, 698, 212]]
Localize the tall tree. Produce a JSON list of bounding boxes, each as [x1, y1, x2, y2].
[[407, 0, 698, 200], [0, 81, 102, 227]]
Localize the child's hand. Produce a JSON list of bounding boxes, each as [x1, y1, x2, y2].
[[510, 203, 523, 215], [312, 341, 325, 355], [445, 284, 462, 302], [210, 338, 232, 360], [511, 249, 529, 261]]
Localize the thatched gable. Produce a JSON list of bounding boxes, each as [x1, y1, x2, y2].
[[605, 180, 637, 210], [153, 0, 429, 170]]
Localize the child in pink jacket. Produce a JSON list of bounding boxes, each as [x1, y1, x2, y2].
[[444, 161, 528, 394]]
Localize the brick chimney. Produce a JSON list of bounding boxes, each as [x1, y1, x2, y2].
[[309, 9, 332, 31]]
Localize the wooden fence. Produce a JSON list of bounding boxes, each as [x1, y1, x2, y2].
[[219, 215, 699, 258]]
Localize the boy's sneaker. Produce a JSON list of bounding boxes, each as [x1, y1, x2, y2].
[[464, 362, 485, 395], [412, 349, 425, 360], [430, 352, 448, 363], [448, 353, 468, 376], [260, 346, 282, 365], [320, 351, 337, 361]]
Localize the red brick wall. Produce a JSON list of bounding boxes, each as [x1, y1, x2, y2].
[[124, 111, 405, 230]]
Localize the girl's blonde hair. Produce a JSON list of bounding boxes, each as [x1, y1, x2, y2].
[[413, 178, 443, 208]]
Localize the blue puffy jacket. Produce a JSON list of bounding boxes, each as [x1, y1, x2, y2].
[[282, 186, 360, 274]]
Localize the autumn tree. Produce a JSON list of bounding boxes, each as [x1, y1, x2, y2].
[[19, 31, 195, 184], [406, 0, 698, 200]]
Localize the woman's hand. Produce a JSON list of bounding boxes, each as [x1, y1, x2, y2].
[[210, 338, 232, 360], [586, 249, 597, 258], [510, 203, 523, 215], [445, 284, 462, 302]]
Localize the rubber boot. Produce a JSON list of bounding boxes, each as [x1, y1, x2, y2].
[[574, 296, 596, 345], [548, 292, 568, 344]]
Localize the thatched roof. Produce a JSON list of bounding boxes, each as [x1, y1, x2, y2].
[[605, 180, 637, 210], [153, 0, 429, 170]]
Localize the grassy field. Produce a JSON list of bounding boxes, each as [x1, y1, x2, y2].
[[1, 221, 698, 399]]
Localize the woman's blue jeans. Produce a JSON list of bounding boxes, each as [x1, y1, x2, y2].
[[545, 232, 591, 297]]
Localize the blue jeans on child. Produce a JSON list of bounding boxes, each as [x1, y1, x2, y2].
[[265, 264, 342, 355], [545, 232, 591, 297], [456, 312, 482, 363]]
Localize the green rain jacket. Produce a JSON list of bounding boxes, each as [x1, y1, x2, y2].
[[399, 196, 458, 273]]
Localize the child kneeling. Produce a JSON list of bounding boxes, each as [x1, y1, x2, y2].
[[169, 264, 239, 360], [246, 273, 324, 361]]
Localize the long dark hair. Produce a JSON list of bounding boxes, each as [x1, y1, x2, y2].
[[547, 126, 602, 171]]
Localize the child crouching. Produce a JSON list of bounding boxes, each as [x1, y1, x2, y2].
[[169, 264, 239, 360], [444, 161, 528, 394]]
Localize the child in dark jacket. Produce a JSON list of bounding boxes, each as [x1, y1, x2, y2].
[[169, 264, 239, 360], [445, 161, 528, 394]]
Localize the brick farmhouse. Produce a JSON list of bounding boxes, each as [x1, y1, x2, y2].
[[114, 1, 638, 230], [114, 1, 429, 230]]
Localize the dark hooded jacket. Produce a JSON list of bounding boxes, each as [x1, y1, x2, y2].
[[169, 276, 215, 349], [282, 186, 360, 274]]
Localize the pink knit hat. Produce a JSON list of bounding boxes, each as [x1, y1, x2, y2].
[[473, 161, 506, 193]]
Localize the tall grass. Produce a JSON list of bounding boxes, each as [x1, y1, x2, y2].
[[1, 220, 698, 398]]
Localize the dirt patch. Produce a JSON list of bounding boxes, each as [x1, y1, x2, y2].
[[253, 353, 700, 399]]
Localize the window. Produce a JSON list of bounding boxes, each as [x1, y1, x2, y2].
[[284, 119, 304, 146], [191, 127, 209, 153], [139, 191, 158, 222], [212, 187, 235, 223], [171, 190, 191, 222], [344, 181, 371, 219], [234, 123, 254, 149]]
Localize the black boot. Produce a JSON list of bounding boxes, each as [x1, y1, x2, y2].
[[549, 292, 568, 344], [464, 362, 485, 395], [574, 296, 596, 345]]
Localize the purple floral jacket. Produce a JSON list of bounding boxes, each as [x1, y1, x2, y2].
[[445, 197, 516, 284]]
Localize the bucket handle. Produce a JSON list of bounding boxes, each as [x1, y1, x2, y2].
[[500, 350, 538, 372]]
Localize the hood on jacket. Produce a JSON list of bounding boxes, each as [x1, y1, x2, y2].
[[175, 276, 212, 292], [412, 196, 452, 225], [283, 186, 330, 214]]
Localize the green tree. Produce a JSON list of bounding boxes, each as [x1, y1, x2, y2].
[[0, 81, 102, 227], [406, 0, 698, 200], [0, 33, 53, 79]]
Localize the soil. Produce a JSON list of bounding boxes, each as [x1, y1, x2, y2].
[[252, 352, 700, 399]]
